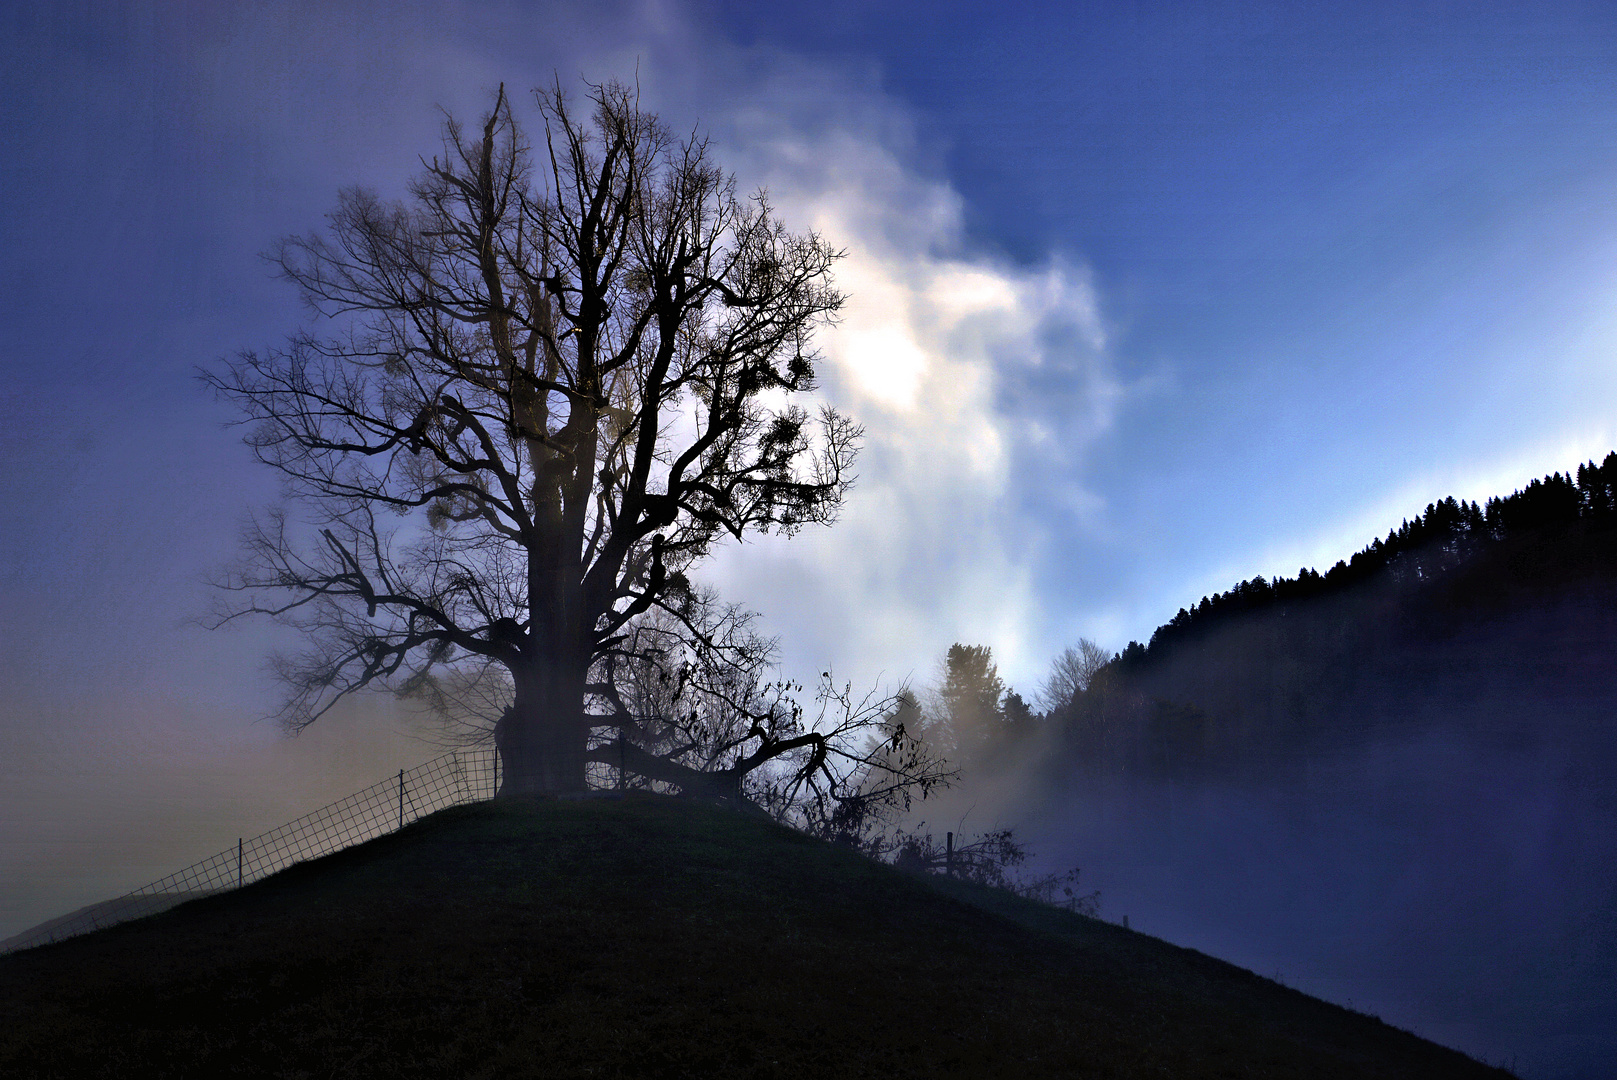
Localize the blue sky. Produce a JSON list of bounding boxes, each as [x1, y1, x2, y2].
[[5, 0, 1617, 934]]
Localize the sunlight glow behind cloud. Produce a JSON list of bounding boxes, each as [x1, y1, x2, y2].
[[692, 69, 1123, 691]]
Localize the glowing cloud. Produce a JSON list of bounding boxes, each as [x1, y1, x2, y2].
[[690, 66, 1123, 691]]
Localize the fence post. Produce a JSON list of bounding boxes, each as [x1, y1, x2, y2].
[[398, 769, 405, 829], [237, 838, 243, 889], [946, 832, 954, 878]]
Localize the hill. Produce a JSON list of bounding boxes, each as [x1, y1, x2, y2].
[[1032, 457, 1617, 776], [1119, 453, 1617, 672], [0, 893, 202, 954], [0, 795, 1508, 1078]]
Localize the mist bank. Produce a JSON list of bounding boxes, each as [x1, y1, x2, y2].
[[0, 694, 439, 944], [1018, 711, 1615, 1080], [905, 469, 1617, 1079]]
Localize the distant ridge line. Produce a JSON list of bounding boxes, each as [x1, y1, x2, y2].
[[1, 748, 510, 955]]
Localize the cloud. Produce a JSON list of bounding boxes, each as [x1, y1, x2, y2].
[[115, 0, 1127, 695], [678, 57, 1124, 692]]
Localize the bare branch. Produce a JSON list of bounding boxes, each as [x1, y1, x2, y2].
[[208, 78, 858, 797]]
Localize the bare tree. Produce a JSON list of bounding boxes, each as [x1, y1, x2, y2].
[[1037, 639, 1111, 714], [207, 79, 859, 795], [757, 680, 954, 838]]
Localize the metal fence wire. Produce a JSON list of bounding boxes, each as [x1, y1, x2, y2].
[[1, 748, 510, 956]]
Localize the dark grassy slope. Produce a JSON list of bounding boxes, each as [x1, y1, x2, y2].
[[0, 797, 1508, 1080]]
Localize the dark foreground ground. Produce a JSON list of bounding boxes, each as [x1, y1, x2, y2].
[[0, 795, 1512, 1079]]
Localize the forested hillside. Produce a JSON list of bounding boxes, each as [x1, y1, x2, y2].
[[1036, 454, 1617, 777], [899, 458, 1617, 1079], [1126, 453, 1617, 660]]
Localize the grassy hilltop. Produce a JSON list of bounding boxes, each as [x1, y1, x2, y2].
[[0, 796, 1509, 1079]]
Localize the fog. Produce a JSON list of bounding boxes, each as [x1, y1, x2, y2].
[[10, 642, 1611, 1077], [915, 601, 1617, 1079], [0, 693, 437, 945], [1023, 729, 1614, 1078]]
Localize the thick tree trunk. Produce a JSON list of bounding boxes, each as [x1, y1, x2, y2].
[[498, 500, 594, 794], [497, 658, 591, 795]]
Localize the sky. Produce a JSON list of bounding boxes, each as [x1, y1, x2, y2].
[[5, 0, 1617, 1045]]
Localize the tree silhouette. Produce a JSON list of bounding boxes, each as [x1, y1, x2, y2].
[[1113, 454, 1617, 669], [928, 643, 1007, 757], [1037, 638, 1110, 713], [207, 81, 860, 795]]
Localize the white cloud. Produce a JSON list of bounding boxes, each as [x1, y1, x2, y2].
[[687, 63, 1124, 692]]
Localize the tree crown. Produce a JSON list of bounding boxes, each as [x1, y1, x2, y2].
[[207, 79, 858, 736]]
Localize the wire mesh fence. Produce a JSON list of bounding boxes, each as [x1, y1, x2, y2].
[[1, 747, 511, 956]]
